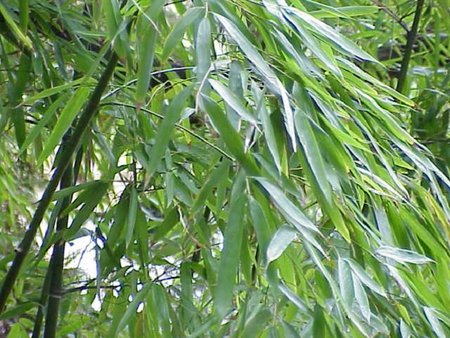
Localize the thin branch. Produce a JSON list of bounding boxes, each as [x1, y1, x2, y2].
[[0, 52, 119, 314], [396, 0, 425, 94], [371, 0, 409, 32], [101, 101, 234, 161]]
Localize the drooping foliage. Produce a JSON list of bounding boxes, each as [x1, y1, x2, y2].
[[0, 0, 448, 337]]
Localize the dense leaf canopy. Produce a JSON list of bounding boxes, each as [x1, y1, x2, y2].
[[0, 0, 449, 337]]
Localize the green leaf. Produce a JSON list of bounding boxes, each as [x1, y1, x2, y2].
[[253, 84, 281, 172], [153, 207, 179, 241], [352, 273, 370, 322], [126, 186, 138, 248], [191, 160, 230, 214], [104, 0, 131, 62], [6, 322, 28, 338], [19, 93, 68, 155], [254, 178, 319, 234], [52, 180, 103, 201], [135, 20, 158, 106], [162, 7, 204, 61], [338, 258, 354, 309], [38, 86, 90, 164], [423, 307, 447, 338], [63, 181, 109, 241], [111, 284, 152, 337], [200, 95, 259, 175], [209, 79, 258, 125], [214, 13, 297, 149], [312, 305, 326, 338], [144, 87, 191, 178], [346, 259, 387, 297], [293, 103, 331, 204], [249, 197, 273, 264], [266, 224, 296, 264], [18, 79, 85, 106], [215, 190, 247, 318], [284, 6, 379, 62], [311, 5, 378, 19], [376, 246, 434, 265], [196, 17, 212, 82], [281, 10, 342, 77], [0, 2, 32, 50], [279, 283, 309, 313], [240, 308, 272, 337]]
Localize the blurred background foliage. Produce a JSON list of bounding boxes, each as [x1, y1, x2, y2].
[[0, 0, 448, 337]]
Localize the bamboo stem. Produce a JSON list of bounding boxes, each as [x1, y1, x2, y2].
[[396, 0, 425, 94], [43, 154, 73, 338], [0, 52, 118, 314]]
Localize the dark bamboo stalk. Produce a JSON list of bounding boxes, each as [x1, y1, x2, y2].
[[396, 0, 425, 94], [32, 134, 79, 338], [31, 260, 52, 338], [43, 156, 73, 338], [0, 52, 118, 314]]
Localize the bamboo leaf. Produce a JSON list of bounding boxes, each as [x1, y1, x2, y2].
[[196, 17, 212, 82], [376, 246, 434, 265], [215, 190, 246, 318], [38, 86, 90, 164], [0, 3, 32, 50], [111, 284, 152, 337], [266, 224, 296, 264], [126, 186, 138, 248], [284, 6, 379, 62], [135, 19, 158, 106], [255, 178, 319, 234], [279, 283, 309, 313], [162, 7, 204, 61], [19, 94, 68, 155], [423, 307, 447, 338], [63, 181, 109, 241], [200, 95, 259, 175], [144, 87, 191, 178], [209, 79, 258, 125], [346, 259, 387, 297]]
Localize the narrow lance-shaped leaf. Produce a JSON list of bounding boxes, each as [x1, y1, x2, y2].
[[352, 273, 371, 322], [200, 95, 259, 175], [38, 86, 90, 165], [214, 14, 297, 150], [19, 94, 68, 155], [215, 190, 247, 318], [376, 246, 434, 265], [266, 224, 296, 264], [144, 87, 191, 178], [284, 6, 379, 62], [209, 79, 258, 126], [338, 257, 354, 309], [0, 2, 33, 50], [109, 284, 152, 337], [135, 13, 159, 106], [126, 186, 138, 248], [196, 17, 212, 83], [254, 84, 281, 172], [254, 177, 319, 234], [162, 7, 204, 61], [63, 181, 109, 241], [346, 259, 387, 297]]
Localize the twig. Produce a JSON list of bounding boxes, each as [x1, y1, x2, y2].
[[101, 101, 234, 161], [371, 0, 409, 32], [396, 0, 425, 94]]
